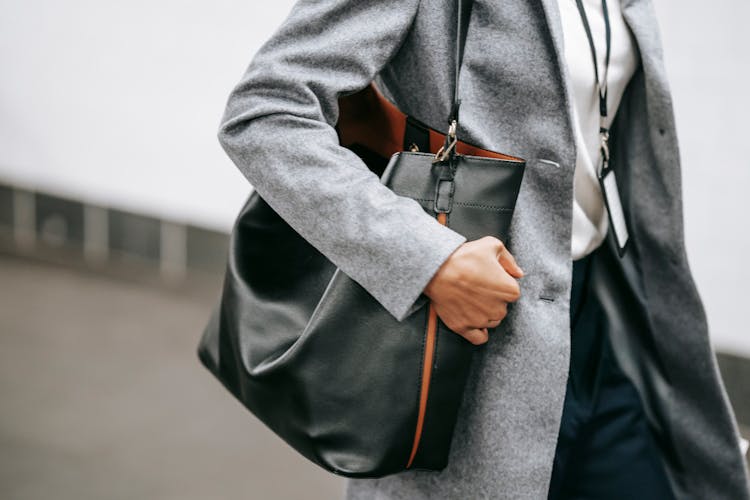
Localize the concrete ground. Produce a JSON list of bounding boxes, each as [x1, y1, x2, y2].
[[0, 254, 346, 500], [1, 253, 747, 500]]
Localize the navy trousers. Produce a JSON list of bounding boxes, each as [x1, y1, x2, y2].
[[546, 245, 676, 500]]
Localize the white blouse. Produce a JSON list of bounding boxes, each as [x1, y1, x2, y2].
[[556, 0, 640, 260]]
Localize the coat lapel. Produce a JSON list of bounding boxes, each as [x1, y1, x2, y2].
[[535, 0, 576, 172]]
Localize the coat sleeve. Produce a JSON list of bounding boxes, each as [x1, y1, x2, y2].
[[217, 0, 467, 322]]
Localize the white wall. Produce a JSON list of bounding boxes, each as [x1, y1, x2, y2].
[[1, 1, 748, 356], [0, 0, 295, 231], [653, 0, 750, 357]]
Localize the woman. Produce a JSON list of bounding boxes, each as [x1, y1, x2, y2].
[[215, 0, 749, 498]]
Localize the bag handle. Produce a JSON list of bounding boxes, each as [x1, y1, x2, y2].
[[434, 0, 475, 163]]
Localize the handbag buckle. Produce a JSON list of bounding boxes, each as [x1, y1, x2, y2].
[[433, 164, 456, 214]]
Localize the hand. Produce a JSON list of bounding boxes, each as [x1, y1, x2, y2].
[[423, 236, 524, 345]]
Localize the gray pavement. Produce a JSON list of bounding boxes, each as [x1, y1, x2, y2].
[[0, 254, 345, 500]]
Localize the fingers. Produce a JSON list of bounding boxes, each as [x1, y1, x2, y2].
[[492, 237, 524, 279], [433, 236, 525, 347], [484, 237, 523, 302], [501, 277, 522, 303], [463, 327, 489, 345], [487, 318, 502, 328], [483, 263, 522, 303], [482, 303, 508, 327], [454, 303, 509, 345]]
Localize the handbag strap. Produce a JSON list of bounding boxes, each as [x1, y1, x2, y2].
[[452, 0, 473, 127], [435, 0, 475, 163]]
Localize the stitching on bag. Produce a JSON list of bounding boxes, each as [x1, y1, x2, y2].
[[454, 202, 513, 212], [406, 197, 514, 212], [401, 151, 524, 166]]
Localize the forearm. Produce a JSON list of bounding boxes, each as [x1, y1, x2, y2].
[[217, 0, 467, 321]]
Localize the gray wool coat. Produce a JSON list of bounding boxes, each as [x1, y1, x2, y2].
[[216, 0, 750, 498]]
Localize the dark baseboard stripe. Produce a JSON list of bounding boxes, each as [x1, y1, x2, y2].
[[0, 181, 230, 278]]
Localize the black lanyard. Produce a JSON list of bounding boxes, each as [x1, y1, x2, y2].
[[574, 0, 612, 175], [574, 0, 631, 257]]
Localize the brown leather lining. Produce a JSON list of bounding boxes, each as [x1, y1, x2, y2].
[[405, 211, 448, 468], [336, 82, 523, 162]]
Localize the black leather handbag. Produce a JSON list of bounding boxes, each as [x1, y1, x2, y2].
[[197, 0, 526, 478]]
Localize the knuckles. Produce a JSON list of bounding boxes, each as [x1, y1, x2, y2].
[[482, 235, 505, 251]]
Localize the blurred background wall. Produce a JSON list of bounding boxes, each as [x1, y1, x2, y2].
[[1, 1, 748, 499], [2, 0, 749, 353], [2, 0, 748, 356], [0, 0, 283, 232]]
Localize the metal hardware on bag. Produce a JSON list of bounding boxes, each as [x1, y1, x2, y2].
[[409, 142, 420, 152], [432, 119, 458, 164]]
